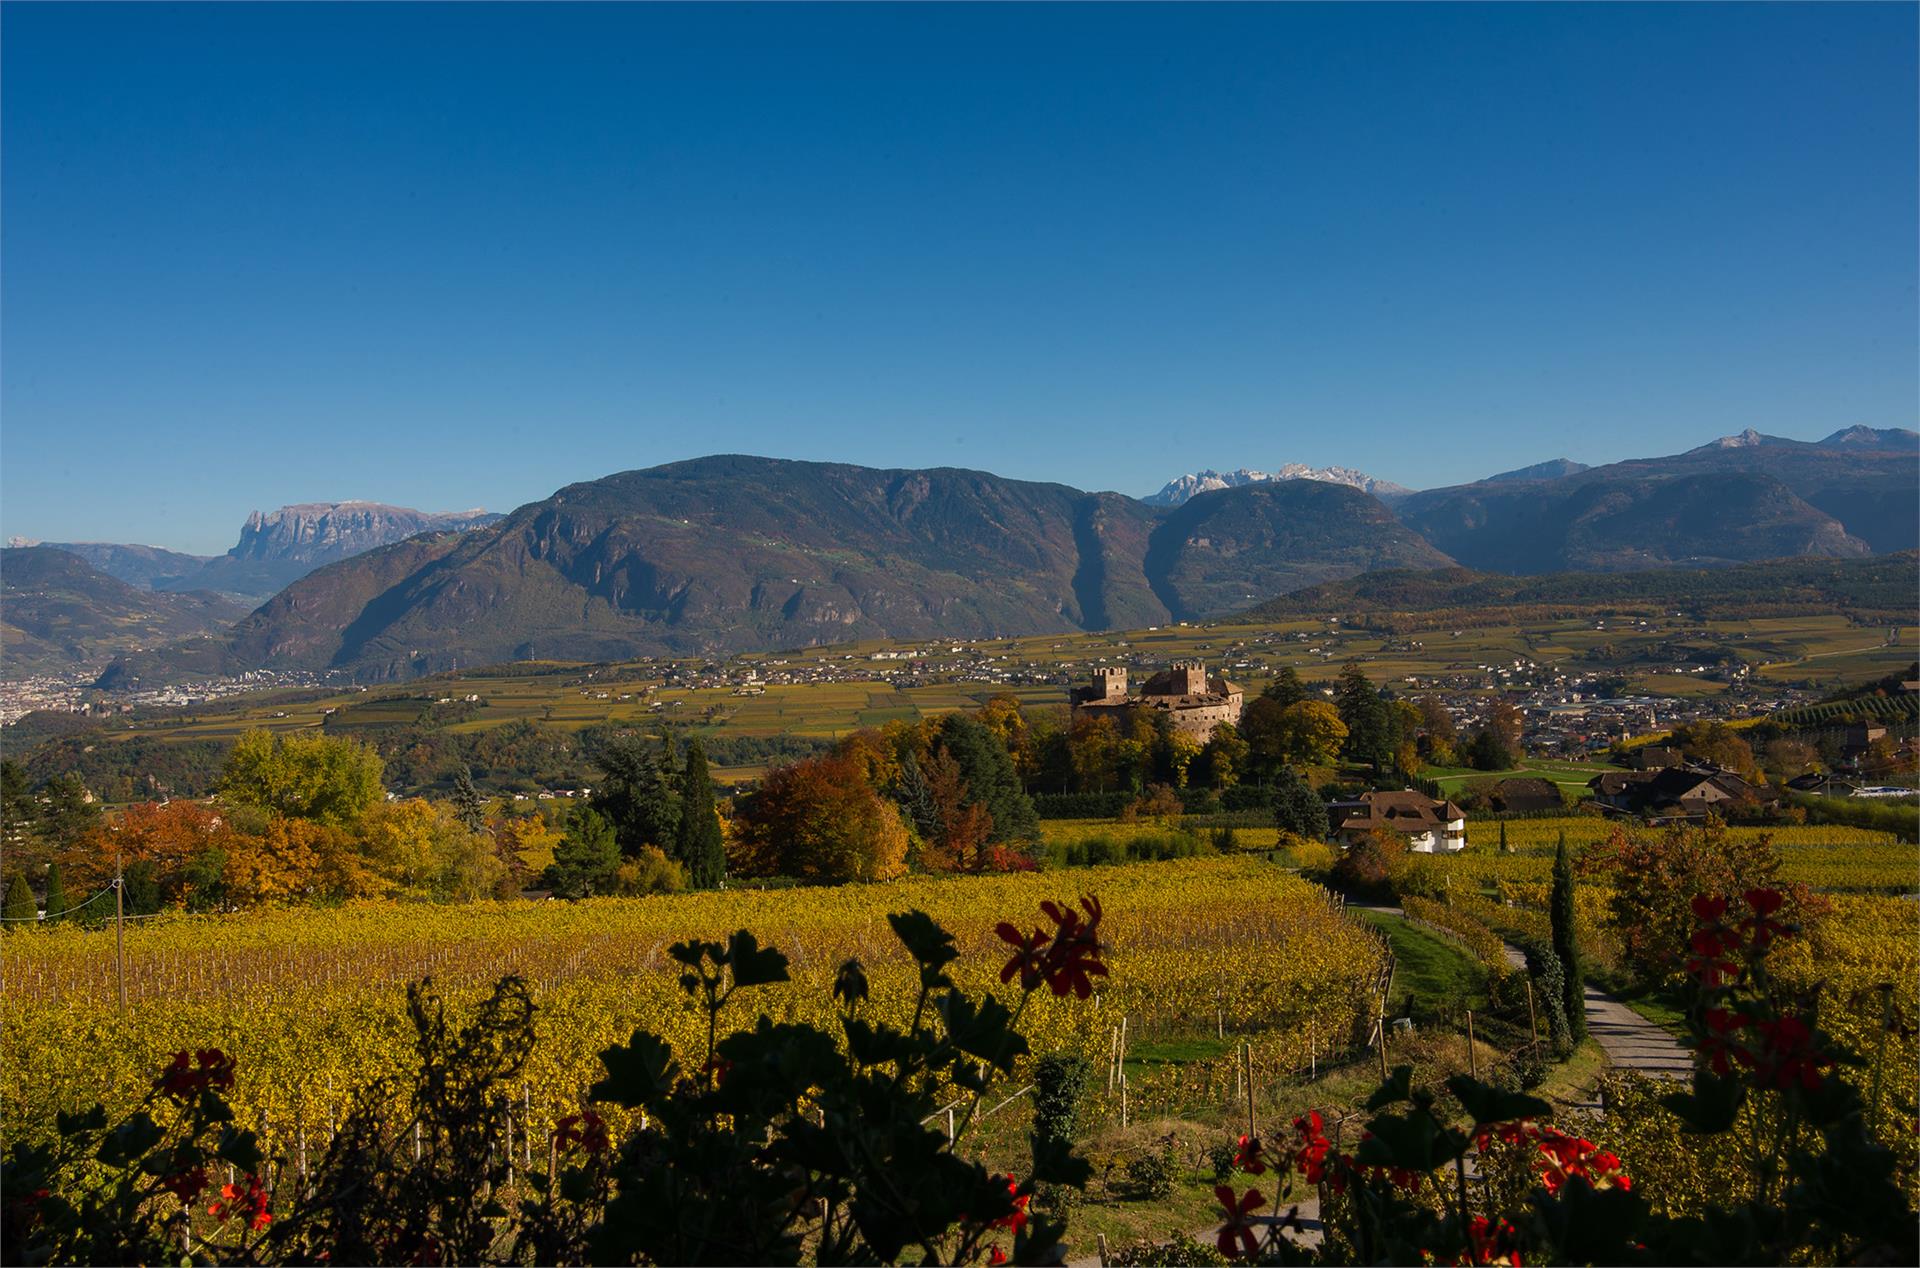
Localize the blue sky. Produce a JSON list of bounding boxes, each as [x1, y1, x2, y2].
[[3, 3, 1914, 554]]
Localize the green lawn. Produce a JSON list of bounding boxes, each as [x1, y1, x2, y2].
[[1355, 909, 1491, 1016], [1423, 758, 1614, 800]]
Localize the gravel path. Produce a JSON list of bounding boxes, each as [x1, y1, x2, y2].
[[1368, 903, 1695, 1081], [1074, 900, 1695, 1264]]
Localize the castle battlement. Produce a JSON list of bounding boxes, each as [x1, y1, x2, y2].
[[1070, 660, 1243, 740]]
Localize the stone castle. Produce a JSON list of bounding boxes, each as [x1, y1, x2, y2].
[[1069, 661, 1244, 740]]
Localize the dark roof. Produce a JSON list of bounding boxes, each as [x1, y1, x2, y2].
[[1490, 777, 1563, 813], [1334, 789, 1464, 836], [1589, 764, 1771, 814]]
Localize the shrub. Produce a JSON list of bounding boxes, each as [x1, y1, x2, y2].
[[612, 844, 686, 896], [1120, 1148, 1176, 1201], [1032, 1054, 1089, 1161], [1112, 1230, 1230, 1266]]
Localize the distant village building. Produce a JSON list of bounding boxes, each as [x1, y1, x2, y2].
[[1587, 765, 1775, 823], [1785, 773, 1858, 798], [1070, 662, 1243, 740], [1331, 790, 1468, 854], [1485, 777, 1565, 815], [1626, 746, 1685, 771]]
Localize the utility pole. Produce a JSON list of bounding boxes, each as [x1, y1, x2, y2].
[[114, 845, 127, 1014]]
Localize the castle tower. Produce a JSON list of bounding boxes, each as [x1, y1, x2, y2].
[[1092, 666, 1128, 699], [1171, 661, 1208, 696]]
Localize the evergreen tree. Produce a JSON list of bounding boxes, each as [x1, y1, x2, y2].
[[3, 872, 37, 924], [591, 736, 682, 856], [1526, 941, 1574, 1052], [891, 753, 940, 841], [544, 805, 621, 899], [1335, 662, 1393, 772], [1465, 725, 1517, 772], [124, 860, 162, 916], [1498, 820, 1510, 854], [674, 740, 726, 890], [1, 760, 36, 852], [451, 766, 487, 833], [1550, 830, 1586, 1041], [38, 773, 100, 848], [1272, 769, 1330, 840], [41, 862, 68, 925], [933, 714, 1039, 843], [1261, 666, 1310, 710]]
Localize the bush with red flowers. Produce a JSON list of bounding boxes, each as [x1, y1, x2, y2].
[[1197, 886, 1913, 1266]]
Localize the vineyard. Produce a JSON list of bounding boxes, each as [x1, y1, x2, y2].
[[0, 857, 1385, 1159], [1769, 692, 1920, 726], [1404, 831, 1919, 1178], [1451, 817, 1918, 894]]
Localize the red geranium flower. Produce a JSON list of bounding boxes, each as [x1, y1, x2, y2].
[[987, 1246, 1008, 1266], [1750, 1015, 1830, 1091], [988, 1176, 1030, 1233], [209, 1174, 271, 1230], [1036, 897, 1108, 999], [154, 1048, 236, 1102], [1739, 888, 1790, 947], [995, 922, 1049, 992], [1700, 1008, 1752, 1076], [554, 1111, 610, 1155], [1214, 1186, 1265, 1259], [1234, 1133, 1266, 1175], [1467, 1214, 1522, 1266], [1291, 1111, 1335, 1185], [160, 1165, 210, 1204]]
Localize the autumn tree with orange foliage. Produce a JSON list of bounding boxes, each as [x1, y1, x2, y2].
[[60, 799, 240, 908], [730, 753, 908, 883]]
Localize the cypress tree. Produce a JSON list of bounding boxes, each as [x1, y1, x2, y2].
[[1526, 942, 1574, 1052], [41, 862, 68, 925], [3, 873, 37, 924], [1550, 830, 1586, 1041], [675, 740, 726, 890], [1498, 820, 1509, 854]]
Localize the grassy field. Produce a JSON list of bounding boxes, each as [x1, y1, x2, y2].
[[1421, 758, 1616, 800]]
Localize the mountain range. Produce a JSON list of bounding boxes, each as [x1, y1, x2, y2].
[[1144, 464, 1412, 506], [15, 502, 502, 603], [1394, 427, 1916, 572], [1, 547, 253, 679], [3, 426, 1910, 686], [81, 426, 1914, 686]]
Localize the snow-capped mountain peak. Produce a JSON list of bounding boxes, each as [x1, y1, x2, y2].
[[1144, 465, 1412, 507]]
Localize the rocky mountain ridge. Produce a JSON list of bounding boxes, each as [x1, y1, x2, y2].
[[27, 502, 502, 603], [1143, 464, 1413, 506]]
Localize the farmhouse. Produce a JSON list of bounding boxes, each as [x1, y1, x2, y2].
[[1486, 776, 1564, 814], [1070, 662, 1243, 741], [1587, 765, 1774, 822], [1330, 790, 1468, 854]]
